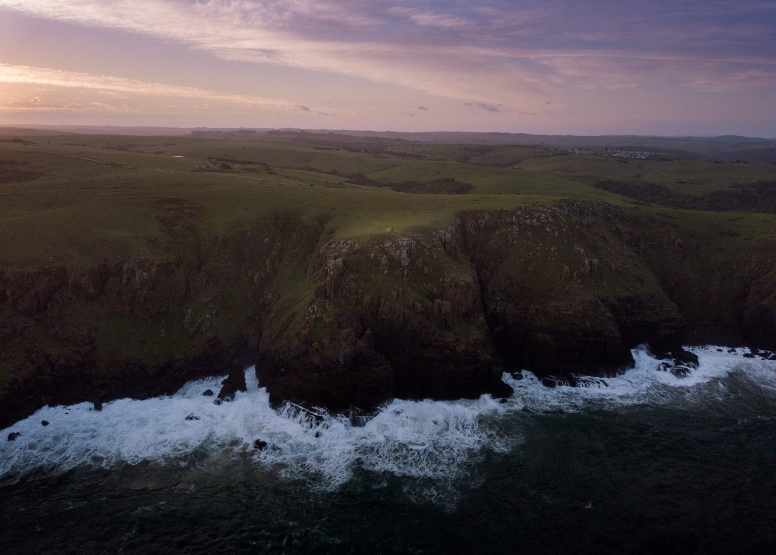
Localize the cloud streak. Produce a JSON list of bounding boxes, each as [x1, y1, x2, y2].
[[0, 63, 302, 112], [0, 1, 775, 133], [2, 0, 774, 108]]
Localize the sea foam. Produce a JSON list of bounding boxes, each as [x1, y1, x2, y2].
[[1, 347, 774, 488]]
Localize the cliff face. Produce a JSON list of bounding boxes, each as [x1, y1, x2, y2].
[[461, 203, 686, 379], [743, 265, 776, 350], [1, 202, 774, 427], [254, 228, 510, 412], [0, 215, 322, 428]]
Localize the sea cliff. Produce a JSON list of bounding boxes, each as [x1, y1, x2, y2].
[[2, 201, 774, 428]]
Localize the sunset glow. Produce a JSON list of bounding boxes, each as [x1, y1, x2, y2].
[[1, 0, 775, 134]]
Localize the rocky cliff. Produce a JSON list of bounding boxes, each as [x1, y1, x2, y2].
[[2, 201, 775, 427], [461, 203, 686, 379], [0, 214, 322, 428]]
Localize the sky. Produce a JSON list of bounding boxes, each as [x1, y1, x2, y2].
[[0, 1, 775, 136]]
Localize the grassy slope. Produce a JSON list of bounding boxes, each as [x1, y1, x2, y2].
[[2, 130, 775, 267]]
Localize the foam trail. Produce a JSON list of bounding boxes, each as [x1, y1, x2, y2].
[[0, 369, 510, 489], [502, 346, 776, 413], [1, 348, 774, 489]]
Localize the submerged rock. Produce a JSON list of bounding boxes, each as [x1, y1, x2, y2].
[[7, 432, 20, 441], [253, 439, 268, 451], [185, 413, 200, 421], [41, 420, 49, 426]]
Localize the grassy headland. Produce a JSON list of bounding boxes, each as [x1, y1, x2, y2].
[[1, 128, 775, 425]]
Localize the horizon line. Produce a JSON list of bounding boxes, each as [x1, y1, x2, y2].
[[2, 124, 775, 141]]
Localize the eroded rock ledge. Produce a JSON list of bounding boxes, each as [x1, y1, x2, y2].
[[1, 201, 775, 427]]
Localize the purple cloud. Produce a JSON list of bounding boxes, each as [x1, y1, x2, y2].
[[467, 102, 501, 113], [5, 0, 774, 102], [1, 1, 775, 133]]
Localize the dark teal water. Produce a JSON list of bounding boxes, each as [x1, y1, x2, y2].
[[2, 347, 775, 554]]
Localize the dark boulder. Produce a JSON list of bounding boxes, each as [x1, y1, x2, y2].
[[217, 360, 247, 402], [658, 348, 699, 378], [41, 420, 49, 426], [202, 389, 214, 396], [93, 399, 103, 411], [253, 439, 268, 450], [7, 432, 20, 441], [672, 348, 699, 366]]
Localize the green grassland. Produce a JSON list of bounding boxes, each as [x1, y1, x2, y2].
[[3, 128, 775, 267]]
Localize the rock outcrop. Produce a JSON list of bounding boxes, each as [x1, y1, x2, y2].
[[254, 231, 510, 412], [216, 360, 248, 402], [461, 202, 687, 379]]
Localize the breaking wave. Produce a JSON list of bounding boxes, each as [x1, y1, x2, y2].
[[2, 346, 774, 493]]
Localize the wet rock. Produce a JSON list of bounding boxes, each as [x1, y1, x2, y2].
[[743, 352, 755, 358], [656, 348, 699, 378], [217, 360, 247, 402], [185, 414, 200, 421], [7, 432, 20, 441], [672, 348, 699, 366], [253, 439, 268, 450], [41, 420, 49, 426], [93, 399, 103, 412], [202, 389, 214, 396], [660, 362, 692, 378]]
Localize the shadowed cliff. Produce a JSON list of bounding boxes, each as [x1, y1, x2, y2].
[[1, 201, 775, 428]]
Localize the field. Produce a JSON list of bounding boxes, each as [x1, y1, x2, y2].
[[2, 128, 776, 267]]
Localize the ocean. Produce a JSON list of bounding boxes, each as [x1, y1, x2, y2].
[[2, 347, 775, 554]]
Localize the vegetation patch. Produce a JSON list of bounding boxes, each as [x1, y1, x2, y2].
[[0, 138, 37, 145], [594, 180, 776, 213], [337, 172, 472, 194], [0, 160, 42, 183]]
